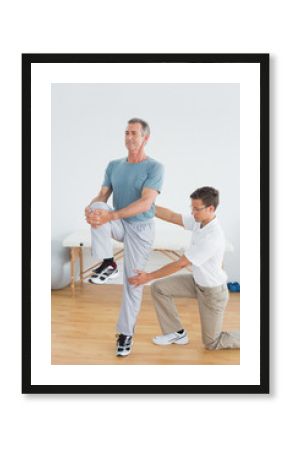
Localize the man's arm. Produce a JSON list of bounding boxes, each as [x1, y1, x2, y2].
[[90, 187, 158, 226], [110, 188, 158, 220], [155, 205, 183, 226], [88, 186, 112, 206], [128, 255, 191, 287]]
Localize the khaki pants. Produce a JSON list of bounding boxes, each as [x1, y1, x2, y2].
[[151, 274, 240, 350]]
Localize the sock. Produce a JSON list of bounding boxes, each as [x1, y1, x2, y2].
[[104, 257, 114, 265], [177, 329, 184, 335]]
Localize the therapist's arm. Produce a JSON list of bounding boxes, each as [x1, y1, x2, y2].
[[155, 205, 183, 226], [128, 255, 191, 287]]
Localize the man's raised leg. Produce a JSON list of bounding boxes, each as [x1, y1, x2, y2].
[[89, 202, 124, 284]]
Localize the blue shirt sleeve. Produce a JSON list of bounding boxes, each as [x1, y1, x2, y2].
[[102, 162, 113, 189], [143, 162, 165, 193]]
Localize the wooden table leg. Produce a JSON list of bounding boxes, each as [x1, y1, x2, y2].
[[70, 247, 76, 292], [79, 245, 84, 285]]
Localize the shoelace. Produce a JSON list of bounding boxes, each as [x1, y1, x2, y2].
[[93, 262, 115, 276], [94, 261, 111, 273], [101, 266, 115, 276]]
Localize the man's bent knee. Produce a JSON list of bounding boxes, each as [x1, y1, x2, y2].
[[151, 280, 163, 296], [90, 201, 109, 211], [151, 279, 172, 301]]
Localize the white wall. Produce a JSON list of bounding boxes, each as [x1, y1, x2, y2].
[[52, 83, 240, 281]]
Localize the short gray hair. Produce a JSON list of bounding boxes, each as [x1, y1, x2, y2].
[[128, 118, 150, 136]]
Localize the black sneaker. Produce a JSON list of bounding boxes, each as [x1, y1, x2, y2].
[[92, 260, 115, 276], [89, 261, 119, 284], [116, 334, 133, 357]]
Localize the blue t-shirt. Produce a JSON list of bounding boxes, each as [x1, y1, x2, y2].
[[102, 157, 164, 223]]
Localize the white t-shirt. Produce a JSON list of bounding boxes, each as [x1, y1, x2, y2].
[[182, 214, 227, 287]]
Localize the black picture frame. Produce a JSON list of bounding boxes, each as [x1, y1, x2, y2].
[[22, 53, 269, 394]]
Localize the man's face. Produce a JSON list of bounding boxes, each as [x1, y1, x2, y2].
[[191, 198, 215, 223], [125, 123, 148, 153]]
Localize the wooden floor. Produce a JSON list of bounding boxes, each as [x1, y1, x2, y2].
[[52, 283, 240, 365]]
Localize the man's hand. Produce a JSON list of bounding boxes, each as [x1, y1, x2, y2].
[[93, 209, 111, 226], [85, 208, 111, 227], [128, 270, 150, 287], [85, 206, 95, 227]]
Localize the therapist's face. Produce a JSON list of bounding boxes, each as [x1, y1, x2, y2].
[[191, 199, 215, 224]]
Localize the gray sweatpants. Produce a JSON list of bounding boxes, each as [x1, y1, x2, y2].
[[151, 274, 240, 350], [90, 202, 155, 336]]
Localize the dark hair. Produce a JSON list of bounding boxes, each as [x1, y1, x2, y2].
[[128, 118, 150, 136], [190, 186, 219, 209]]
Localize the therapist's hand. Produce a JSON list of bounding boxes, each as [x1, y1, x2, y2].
[[128, 271, 150, 287]]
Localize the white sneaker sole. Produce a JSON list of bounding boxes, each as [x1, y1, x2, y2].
[[152, 335, 189, 346], [116, 348, 132, 357], [116, 341, 133, 357], [89, 271, 119, 285]]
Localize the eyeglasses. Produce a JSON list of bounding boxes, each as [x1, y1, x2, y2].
[[191, 206, 208, 212]]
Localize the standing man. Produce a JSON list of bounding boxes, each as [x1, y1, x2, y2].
[[85, 118, 164, 357], [129, 187, 240, 350]]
